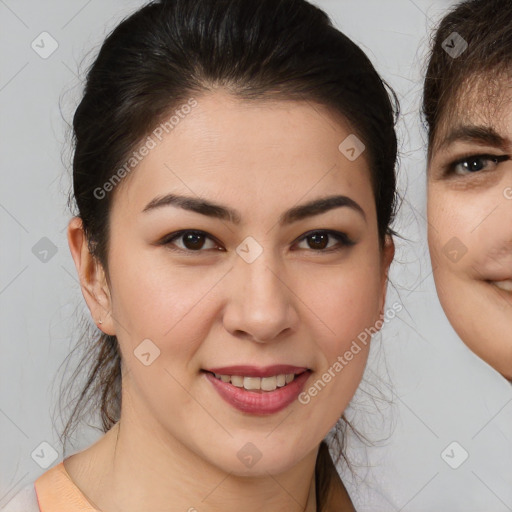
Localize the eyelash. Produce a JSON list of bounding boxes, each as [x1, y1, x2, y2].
[[444, 153, 510, 176], [158, 229, 355, 255]]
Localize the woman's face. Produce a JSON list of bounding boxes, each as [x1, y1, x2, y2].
[[88, 91, 392, 475], [428, 79, 512, 379]]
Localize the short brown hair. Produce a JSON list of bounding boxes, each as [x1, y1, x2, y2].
[[423, 0, 512, 154]]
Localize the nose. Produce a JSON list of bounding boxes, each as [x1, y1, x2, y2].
[[222, 249, 299, 344]]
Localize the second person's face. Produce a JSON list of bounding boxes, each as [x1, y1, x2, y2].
[[428, 78, 512, 379]]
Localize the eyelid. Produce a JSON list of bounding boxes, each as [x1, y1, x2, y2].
[[443, 153, 510, 176], [293, 229, 355, 250]]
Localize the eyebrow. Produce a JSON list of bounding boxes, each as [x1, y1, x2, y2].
[[438, 125, 508, 151], [142, 193, 366, 225]]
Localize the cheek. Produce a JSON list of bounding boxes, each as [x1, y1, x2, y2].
[[428, 197, 464, 273], [428, 186, 508, 277], [428, 187, 460, 247], [428, 184, 475, 272], [301, 251, 384, 359], [107, 239, 219, 360]]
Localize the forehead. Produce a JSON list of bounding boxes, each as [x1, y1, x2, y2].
[[125, 91, 367, 183], [114, 92, 375, 210]]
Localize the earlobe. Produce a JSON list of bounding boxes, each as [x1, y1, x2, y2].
[[67, 216, 115, 335]]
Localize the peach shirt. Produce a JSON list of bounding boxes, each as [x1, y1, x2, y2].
[[35, 462, 98, 511]]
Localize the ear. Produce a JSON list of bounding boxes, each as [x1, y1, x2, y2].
[[67, 216, 116, 335], [377, 234, 395, 319]]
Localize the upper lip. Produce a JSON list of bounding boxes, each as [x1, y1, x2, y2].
[[204, 365, 309, 377], [487, 278, 512, 285]]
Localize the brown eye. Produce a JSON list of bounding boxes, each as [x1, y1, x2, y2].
[[161, 230, 222, 252], [295, 230, 354, 252], [181, 232, 207, 250], [308, 232, 329, 250]]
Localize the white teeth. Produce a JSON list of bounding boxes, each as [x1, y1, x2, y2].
[[493, 280, 512, 292], [261, 376, 277, 391], [243, 377, 261, 390], [212, 372, 298, 390], [231, 375, 244, 387]]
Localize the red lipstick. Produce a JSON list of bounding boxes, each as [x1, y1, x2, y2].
[[202, 365, 311, 415]]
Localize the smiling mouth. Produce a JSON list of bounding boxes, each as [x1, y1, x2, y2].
[[203, 370, 309, 392], [490, 279, 512, 292]]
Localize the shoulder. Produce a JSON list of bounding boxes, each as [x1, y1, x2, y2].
[[0, 482, 40, 512]]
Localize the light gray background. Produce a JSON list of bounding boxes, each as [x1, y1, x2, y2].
[[1, 1, 511, 511]]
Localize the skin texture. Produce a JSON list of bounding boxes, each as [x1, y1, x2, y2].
[[66, 90, 394, 512], [428, 81, 512, 380]]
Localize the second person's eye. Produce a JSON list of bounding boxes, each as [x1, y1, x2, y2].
[[449, 154, 509, 175]]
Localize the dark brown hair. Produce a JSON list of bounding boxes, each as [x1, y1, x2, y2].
[[57, 0, 398, 508], [423, 0, 512, 156]]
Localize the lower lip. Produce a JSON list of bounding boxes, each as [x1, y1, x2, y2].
[[204, 371, 311, 415]]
